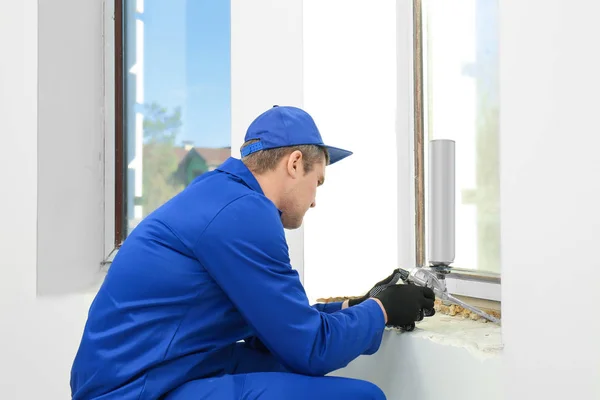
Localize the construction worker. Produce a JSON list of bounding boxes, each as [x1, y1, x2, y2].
[[70, 105, 435, 399]]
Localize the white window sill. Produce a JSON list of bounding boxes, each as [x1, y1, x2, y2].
[[392, 312, 503, 359]]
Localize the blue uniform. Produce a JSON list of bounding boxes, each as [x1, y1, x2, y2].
[[71, 157, 386, 399]]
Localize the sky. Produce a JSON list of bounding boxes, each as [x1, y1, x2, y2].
[[138, 0, 231, 148]]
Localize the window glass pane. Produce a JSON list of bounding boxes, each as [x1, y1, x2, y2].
[[422, 0, 500, 274], [122, 0, 231, 236]]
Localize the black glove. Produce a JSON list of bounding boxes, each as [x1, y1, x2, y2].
[[374, 284, 436, 328], [348, 269, 403, 307]]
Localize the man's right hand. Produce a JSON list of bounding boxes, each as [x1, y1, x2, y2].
[[374, 284, 435, 327]]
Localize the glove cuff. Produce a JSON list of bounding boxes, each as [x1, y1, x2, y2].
[[348, 295, 367, 307]]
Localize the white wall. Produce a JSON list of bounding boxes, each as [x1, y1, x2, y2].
[[332, 329, 503, 399], [3, 0, 599, 399], [500, 1, 600, 398], [303, 0, 401, 301], [36, 0, 106, 295], [231, 0, 306, 281], [0, 1, 99, 398]]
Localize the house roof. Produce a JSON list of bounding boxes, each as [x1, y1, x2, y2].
[[173, 146, 231, 166], [144, 144, 231, 168], [173, 147, 189, 162], [193, 147, 231, 166]]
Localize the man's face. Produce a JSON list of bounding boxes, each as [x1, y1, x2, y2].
[[280, 153, 325, 230]]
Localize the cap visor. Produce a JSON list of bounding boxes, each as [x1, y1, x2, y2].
[[324, 145, 353, 165]]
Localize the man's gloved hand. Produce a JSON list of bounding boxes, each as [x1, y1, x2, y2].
[[374, 284, 436, 328], [348, 269, 403, 307]]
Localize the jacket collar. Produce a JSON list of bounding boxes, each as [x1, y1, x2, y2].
[[216, 157, 265, 196], [216, 158, 283, 216]]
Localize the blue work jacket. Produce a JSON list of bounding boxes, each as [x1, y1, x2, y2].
[[70, 157, 386, 399]]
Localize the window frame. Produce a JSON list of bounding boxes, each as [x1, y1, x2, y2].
[[411, 0, 501, 302], [107, 0, 129, 249], [101, 0, 122, 271], [113, 0, 126, 250]]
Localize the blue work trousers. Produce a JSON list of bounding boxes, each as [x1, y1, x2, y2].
[[164, 343, 386, 400]]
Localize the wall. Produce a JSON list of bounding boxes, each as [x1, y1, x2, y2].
[[2, 0, 599, 399], [36, 0, 106, 295], [231, 0, 306, 281], [303, 0, 401, 301], [500, 1, 600, 398], [331, 319, 503, 399], [0, 0, 100, 398]]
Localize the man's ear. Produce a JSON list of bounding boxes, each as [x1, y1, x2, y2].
[[286, 150, 303, 178]]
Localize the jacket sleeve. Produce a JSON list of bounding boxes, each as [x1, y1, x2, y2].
[[244, 301, 343, 352], [193, 194, 385, 376], [244, 303, 343, 353], [312, 302, 343, 313]]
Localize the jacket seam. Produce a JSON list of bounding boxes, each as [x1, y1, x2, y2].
[[158, 193, 253, 255], [191, 193, 255, 251]]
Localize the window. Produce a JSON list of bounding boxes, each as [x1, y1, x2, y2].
[[415, 0, 501, 299], [113, 0, 232, 246], [104, 0, 500, 306]]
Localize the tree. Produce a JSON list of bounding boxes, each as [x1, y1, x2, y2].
[[141, 102, 185, 217]]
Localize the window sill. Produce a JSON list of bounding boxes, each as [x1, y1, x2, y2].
[[390, 312, 503, 359]]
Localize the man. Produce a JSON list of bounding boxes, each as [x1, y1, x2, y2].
[[71, 105, 435, 399]]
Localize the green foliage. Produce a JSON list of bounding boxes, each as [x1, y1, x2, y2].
[[143, 102, 183, 144], [141, 102, 185, 217]]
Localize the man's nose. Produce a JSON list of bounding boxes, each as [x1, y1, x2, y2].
[[310, 200, 316, 208]]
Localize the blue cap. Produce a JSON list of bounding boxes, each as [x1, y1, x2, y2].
[[241, 105, 353, 165]]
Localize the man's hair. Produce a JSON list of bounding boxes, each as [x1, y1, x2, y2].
[[241, 139, 330, 175]]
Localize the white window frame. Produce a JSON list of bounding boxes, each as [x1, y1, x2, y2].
[[36, 0, 110, 294], [103, 0, 117, 270], [102, 0, 151, 271]]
